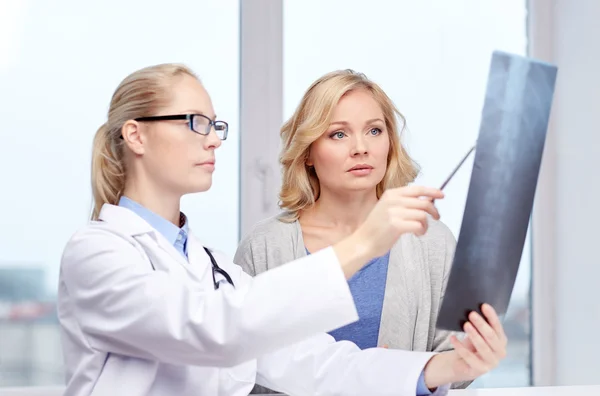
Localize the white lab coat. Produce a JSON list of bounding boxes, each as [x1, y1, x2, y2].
[[57, 204, 444, 396]]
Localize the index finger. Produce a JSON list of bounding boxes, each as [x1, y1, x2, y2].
[[482, 303, 507, 344], [398, 185, 445, 199]]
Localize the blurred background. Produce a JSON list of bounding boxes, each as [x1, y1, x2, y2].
[[0, 0, 597, 390]]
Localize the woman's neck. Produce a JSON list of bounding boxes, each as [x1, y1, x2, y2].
[[123, 179, 181, 227], [302, 188, 379, 232]]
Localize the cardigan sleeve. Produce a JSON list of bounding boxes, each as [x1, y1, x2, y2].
[[428, 221, 472, 390], [233, 232, 259, 277]]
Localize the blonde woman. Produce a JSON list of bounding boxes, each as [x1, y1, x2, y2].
[[235, 70, 490, 392], [58, 64, 507, 396]]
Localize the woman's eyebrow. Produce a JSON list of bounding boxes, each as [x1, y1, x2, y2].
[[329, 118, 385, 125]]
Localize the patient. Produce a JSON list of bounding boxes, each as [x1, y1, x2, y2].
[[235, 69, 471, 393]]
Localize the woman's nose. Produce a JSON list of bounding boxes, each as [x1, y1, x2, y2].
[[351, 135, 368, 155], [204, 129, 222, 149]]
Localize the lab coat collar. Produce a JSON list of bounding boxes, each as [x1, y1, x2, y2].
[[98, 203, 162, 237], [97, 204, 219, 284], [97, 204, 193, 269], [117, 196, 189, 249]]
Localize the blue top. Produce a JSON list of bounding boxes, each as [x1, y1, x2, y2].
[[307, 247, 431, 395], [328, 252, 390, 349]]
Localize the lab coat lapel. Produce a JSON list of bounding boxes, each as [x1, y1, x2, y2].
[[153, 234, 191, 268], [97, 204, 194, 275]]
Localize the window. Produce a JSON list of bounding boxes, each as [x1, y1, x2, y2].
[[0, 0, 240, 386], [0, 0, 533, 388], [283, 0, 530, 387]]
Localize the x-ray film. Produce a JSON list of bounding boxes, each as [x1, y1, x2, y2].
[[436, 51, 558, 332]]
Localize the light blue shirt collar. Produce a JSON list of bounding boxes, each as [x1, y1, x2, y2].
[[118, 196, 189, 258]]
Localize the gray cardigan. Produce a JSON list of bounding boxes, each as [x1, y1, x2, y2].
[[234, 215, 470, 391]]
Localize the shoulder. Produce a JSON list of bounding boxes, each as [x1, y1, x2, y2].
[[63, 222, 136, 256], [60, 222, 147, 286], [62, 221, 143, 264], [234, 213, 299, 275], [237, 213, 298, 250], [242, 213, 297, 240]]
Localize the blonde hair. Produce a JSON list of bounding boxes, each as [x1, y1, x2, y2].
[[279, 69, 419, 221], [90, 63, 198, 220]]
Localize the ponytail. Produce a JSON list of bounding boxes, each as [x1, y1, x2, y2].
[[91, 123, 125, 220]]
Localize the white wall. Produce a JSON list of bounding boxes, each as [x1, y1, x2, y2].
[[531, 0, 600, 386]]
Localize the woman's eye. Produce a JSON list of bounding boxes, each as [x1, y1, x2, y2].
[[330, 131, 345, 139], [370, 128, 382, 136]]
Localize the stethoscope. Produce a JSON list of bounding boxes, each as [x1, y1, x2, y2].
[[203, 247, 235, 290]]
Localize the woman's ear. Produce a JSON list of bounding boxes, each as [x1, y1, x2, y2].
[[306, 149, 313, 167], [122, 120, 145, 155]]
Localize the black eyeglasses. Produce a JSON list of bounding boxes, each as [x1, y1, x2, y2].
[[203, 247, 235, 290], [135, 114, 229, 140]]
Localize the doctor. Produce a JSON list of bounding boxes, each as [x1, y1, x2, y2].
[[58, 63, 507, 396]]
